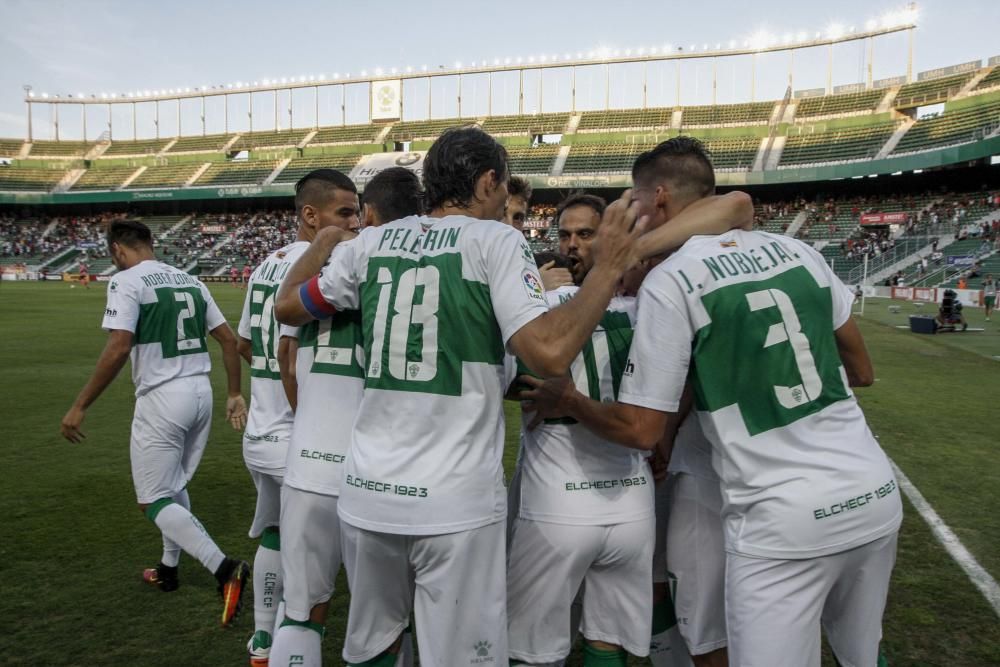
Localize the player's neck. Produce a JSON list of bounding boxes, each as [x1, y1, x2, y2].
[[430, 203, 491, 220]]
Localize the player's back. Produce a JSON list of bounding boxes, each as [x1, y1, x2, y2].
[[104, 260, 225, 397], [654, 230, 902, 558], [239, 242, 310, 472], [328, 214, 547, 535]]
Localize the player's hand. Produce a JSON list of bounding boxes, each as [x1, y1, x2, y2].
[[315, 225, 357, 254], [591, 189, 648, 276], [516, 374, 576, 430], [648, 448, 669, 484], [538, 261, 574, 291], [226, 394, 248, 431], [61, 405, 87, 444]]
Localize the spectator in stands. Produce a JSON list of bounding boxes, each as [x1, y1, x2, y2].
[[503, 176, 532, 232], [958, 276, 968, 289]]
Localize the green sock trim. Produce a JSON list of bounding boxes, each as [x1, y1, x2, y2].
[[582, 643, 627, 666], [877, 651, 889, 667], [260, 526, 280, 551], [279, 617, 325, 637], [144, 498, 175, 522], [651, 597, 678, 634], [347, 652, 397, 667], [251, 630, 272, 650]]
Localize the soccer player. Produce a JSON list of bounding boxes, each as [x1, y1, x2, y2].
[[60, 219, 252, 627], [504, 175, 532, 231], [509, 191, 752, 667], [238, 168, 361, 665], [274, 126, 643, 666], [983, 273, 996, 321], [242, 264, 252, 289], [231, 265, 240, 288], [519, 137, 902, 667], [267, 167, 421, 667], [79, 261, 91, 289]]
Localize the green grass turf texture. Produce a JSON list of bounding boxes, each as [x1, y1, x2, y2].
[[0, 285, 997, 666]]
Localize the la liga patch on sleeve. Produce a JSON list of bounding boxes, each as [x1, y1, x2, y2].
[[522, 271, 545, 301]]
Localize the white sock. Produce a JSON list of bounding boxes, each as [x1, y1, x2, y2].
[[269, 624, 322, 667], [254, 532, 283, 635], [395, 628, 413, 667], [274, 600, 286, 635], [160, 490, 190, 567], [151, 501, 225, 574]]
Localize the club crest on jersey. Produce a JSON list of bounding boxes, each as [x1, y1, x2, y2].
[[522, 271, 544, 301]]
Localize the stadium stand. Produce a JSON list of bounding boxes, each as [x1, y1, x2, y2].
[[780, 122, 898, 165], [192, 160, 278, 186], [577, 107, 673, 132], [310, 124, 382, 145], [0, 139, 24, 157], [895, 72, 977, 107], [506, 144, 561, 174], [27, 141, 92, 157], [0, 216, 53, 264], [272, 154, 365, 183], [232, 130, 308, 151], [70, 166, 137, 191], [388, 117, 472, 141], [562, 142, 653, 173], [127, 163, 205, 189], [166, 133, 233, 153], [0, 164, 67, 191], [680, 101, 775, 126], [795, 91, 884, 118], [195, 210, 297, 273], [892, 96, 1000, 154], [481, 113, 570, 135], [102, 139, 171, 156], [974, 66, 1000, 91]]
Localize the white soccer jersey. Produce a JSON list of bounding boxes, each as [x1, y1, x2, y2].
[[238, 241, 309, 472], [619, 230, 902, 559], [514, 287, 653, 525], [281, 313, 365, 496], [306, 215, 548, 535], [102, 259, 225, 397]]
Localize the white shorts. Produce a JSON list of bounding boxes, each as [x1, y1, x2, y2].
[[341, 520, 507, 666], [507, 517, 654, 660], [726, 532, 898, 667], [130, 375, 212, 505], [280, 486, 342, 622], [652, 478, 671, 584], [667, 473, 727, 655], [248, 469, 283, 539]]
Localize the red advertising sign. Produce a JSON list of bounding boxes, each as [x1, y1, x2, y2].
[[860, 212, 908, 226]]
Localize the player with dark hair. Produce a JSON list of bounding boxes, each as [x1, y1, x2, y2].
[[556, 193, 608, 285], [60, 219, 252, 627], [239, 168, 360, 665], [521, 136, 901, 667], [505, 175, 533, 231], [268, 165, 419, 667], [274, 125, 645, 666]]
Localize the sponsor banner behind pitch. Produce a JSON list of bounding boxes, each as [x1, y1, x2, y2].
[[859, 212, 908, 226], [371, 80, 402, 120], [891, 286, 982, 307], [351, 151, 425, 186]]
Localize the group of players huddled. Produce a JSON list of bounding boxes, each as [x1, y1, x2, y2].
[[62, 127, 901, 667]]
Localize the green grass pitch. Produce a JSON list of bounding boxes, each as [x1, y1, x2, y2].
[[0, 283, 998, 665]]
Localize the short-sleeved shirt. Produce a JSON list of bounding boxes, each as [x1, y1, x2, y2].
[[281, 311, 365, 496], [237, 241, 309, 472], [513, 287, 653, 525], [103, 260, 226, 397], [306, 214, 548, 535], [984, 280, 996, 297], [619, 230, 902, 559]]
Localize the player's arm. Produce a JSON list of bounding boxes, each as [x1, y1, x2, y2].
[[834, 318, 874, 387], [277, 335, 298, 412], [61, 329, 134, 443], [655, 384, 694, 465], [274, 226, 356, 326], [209, 323, 248, 430], [237, 337, 252, 364], [508, 192, 643, 377], [634, 191, 754, 260], [517, 375, 669, 451]]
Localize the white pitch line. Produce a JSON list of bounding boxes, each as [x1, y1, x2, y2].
[[890, 459, 1000, 617]]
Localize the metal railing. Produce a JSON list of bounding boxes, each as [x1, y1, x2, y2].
[[842, 235, 934, 284]]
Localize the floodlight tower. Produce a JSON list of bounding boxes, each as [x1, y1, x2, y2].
[[23, 85, 32, 142]]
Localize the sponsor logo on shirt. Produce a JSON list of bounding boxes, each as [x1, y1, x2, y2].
[[472, 641, 494, 664], [105, 308, 117, 317], [623, 358, 635, 377], [522, 271, 544, 301]]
